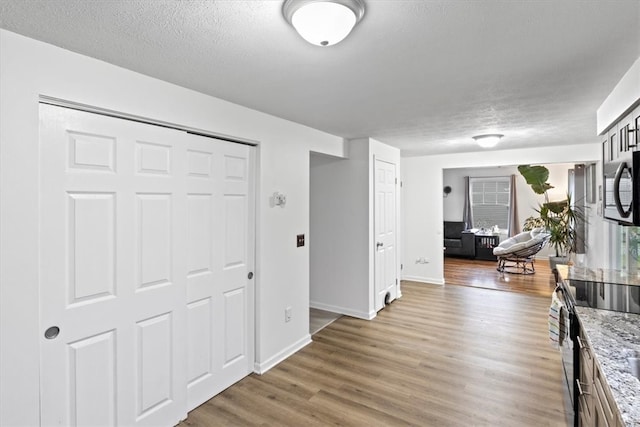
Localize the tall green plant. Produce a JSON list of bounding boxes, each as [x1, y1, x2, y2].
[[518, 165, 584, 257]]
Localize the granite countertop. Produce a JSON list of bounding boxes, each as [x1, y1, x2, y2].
[[575, 307, 640, 426]]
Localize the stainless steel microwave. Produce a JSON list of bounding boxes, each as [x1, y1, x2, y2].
[[603, 150, 640, 225]]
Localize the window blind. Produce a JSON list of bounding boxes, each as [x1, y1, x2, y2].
[[470, 177, 510, 229]]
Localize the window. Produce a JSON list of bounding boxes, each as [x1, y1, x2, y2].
[[470, 177, 510, 230]]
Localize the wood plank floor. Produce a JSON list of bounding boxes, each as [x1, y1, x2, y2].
[[180, 277, 571, 426], [444, 256, 558, 298]]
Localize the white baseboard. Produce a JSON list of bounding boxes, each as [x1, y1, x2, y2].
[[402, 275, 445, 285], [309, 301, 376, 320], [254, 334, 312, 375]]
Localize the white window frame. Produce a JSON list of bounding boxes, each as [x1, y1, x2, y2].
[[470, 176, 511, 231]]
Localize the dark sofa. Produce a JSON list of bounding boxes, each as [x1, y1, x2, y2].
[[443, 221, 475, 258]]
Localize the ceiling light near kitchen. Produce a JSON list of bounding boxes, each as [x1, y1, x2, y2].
[[283, 0, 366, 47], [473, 134, 504, 148]]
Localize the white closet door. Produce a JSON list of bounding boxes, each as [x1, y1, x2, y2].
[[374, 159, 397, 311], [39, 104, 188, 426], [185, 134, 255, 411]]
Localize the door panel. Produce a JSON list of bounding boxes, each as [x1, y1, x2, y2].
[[136, 313, 174, 417], [374, 159, 397, 312], [185, 135, 254, 411], [225, 195, 247, 267], [68, 192, 116, 304], [69, 331, 117, 426], [39, 105, 188, 427], [223, 288, 246, 364], [137, 194, 172, 288], [187, 298, 213, 385]]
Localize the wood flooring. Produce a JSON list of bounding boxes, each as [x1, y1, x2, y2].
[[444, 256, 558, 298], [180, 263, 571, 427], [310, 307, 342, 335]]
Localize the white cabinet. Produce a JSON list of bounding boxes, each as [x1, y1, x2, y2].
[[576, 325, 625, 427]]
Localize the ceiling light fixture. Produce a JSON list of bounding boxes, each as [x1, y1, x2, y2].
[[283, 0, 366, 47], [472, 134, 504, 148]]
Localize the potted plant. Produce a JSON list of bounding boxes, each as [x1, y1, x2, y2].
[[518, 165, 584, 269]]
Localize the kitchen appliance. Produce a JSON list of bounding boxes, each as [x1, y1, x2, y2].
[[554, 274, 579, 427], [556, 267, 640, 427], [603, 150, 640, 225], [571, 279, 640, 314]]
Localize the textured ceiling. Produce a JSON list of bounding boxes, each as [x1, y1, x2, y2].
[[1, 0, 639, 156]]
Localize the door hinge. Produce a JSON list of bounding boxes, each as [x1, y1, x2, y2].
[[395, 177, 398, 184], [396, 278, 398, 285], [400, 181, 403, 187], [401, 263, 403, 270]]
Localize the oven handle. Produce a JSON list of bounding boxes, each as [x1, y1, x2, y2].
[[555, 283, 575, 312], [576, 378, 590, 396], [576, 335, 588, 350]]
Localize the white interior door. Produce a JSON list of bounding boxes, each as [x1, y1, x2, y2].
[[185, 134, 255, 411], [38, 104, 255, 426], [374, 159, 397, 312]]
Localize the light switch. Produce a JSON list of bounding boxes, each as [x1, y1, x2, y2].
[[297, 234, 305, 247]]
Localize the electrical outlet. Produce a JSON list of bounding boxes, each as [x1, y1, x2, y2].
[[297, 234, 305, 247], [285, 306, 292, 323]]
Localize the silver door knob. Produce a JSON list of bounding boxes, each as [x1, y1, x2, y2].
[[44, 326, 60, 339]]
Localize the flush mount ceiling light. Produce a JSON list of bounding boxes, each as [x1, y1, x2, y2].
[[473, 134, 504, 149], [283, 0, 366, 47]]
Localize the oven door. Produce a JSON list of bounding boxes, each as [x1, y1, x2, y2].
[[556, 283, 578, 422], [603, 159, 635, 225]]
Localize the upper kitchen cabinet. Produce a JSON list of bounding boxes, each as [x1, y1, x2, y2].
[[618, 113, 633, 155], [633, 103, 640, 149], [607, 123, 618, 162]]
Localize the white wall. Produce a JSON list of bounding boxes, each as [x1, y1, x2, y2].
[[597, 56, 640, 134], [402, 144, 603, 285], [310, 148, 371, 318], [0, 30, 346, 426], [309, 138, 400, 319]]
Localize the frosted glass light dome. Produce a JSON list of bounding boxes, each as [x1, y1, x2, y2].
[[473, 134, 504, 148], [283, 0, 366, 47]]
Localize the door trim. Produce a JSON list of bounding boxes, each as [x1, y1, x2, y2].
[[39, 95, 259, 147]]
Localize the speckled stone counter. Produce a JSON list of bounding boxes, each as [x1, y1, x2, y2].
[[575, 307, 640, 426]]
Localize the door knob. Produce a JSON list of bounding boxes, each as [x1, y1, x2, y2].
[[44, 326, 60, 340], [376, 242, 383, 248], [248, 272, 254, 280]]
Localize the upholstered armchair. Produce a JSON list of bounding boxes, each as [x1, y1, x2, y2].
[[443, 221, 475, 258], [493, 228, 550, 274]]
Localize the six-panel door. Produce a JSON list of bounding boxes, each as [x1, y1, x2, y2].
[[374, 158, 398, 311], [38, 104, 254, 426]]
